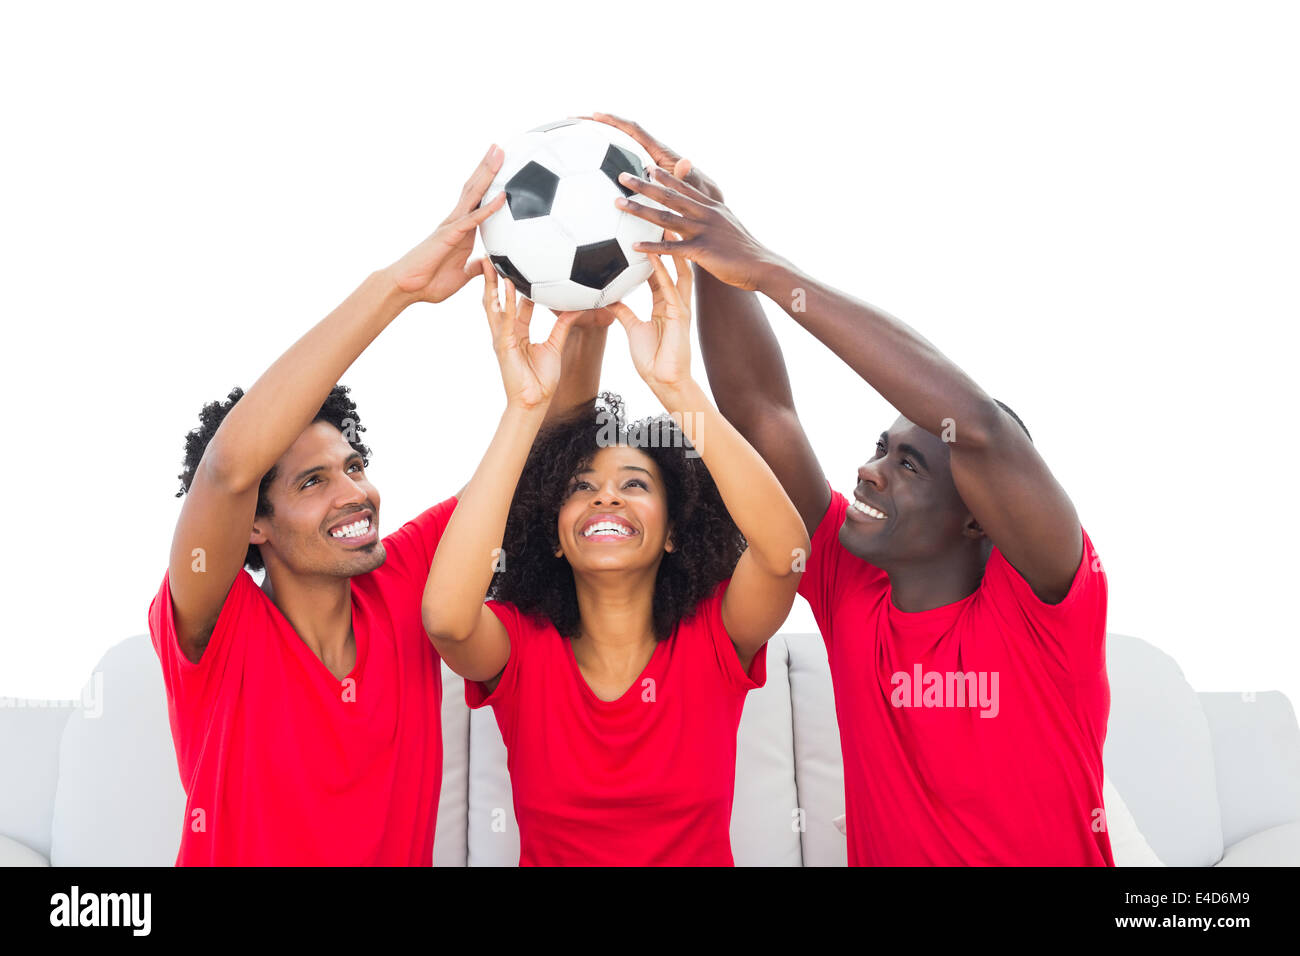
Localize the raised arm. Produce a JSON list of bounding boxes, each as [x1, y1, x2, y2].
[[617, 166, 1081, 604], [422, 263, 577, 685], [606, 254, 809, 669], [589, 114, 828, 534], [169, 147, 506, 662]]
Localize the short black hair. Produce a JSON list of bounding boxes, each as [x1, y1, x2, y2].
[[174, 385, 371, 570], [994, 399, 1032, 443], [489, 393, 745, 641]]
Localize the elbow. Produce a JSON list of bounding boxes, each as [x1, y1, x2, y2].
[[955, 400, 1015, 452], [422, 606, 473, 646]]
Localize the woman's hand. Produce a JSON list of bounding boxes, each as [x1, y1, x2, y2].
[[478, 258, 578, 409], [606, 243, 694, 392], [386, 145, 508, 304]]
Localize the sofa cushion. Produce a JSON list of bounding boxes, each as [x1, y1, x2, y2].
[[1103, 634, 1223, 867], [784, 632, 847, 866], [732, 635, 801, 866], [0, 832, 49, 866], [1102, 775, 1164, 866], [1199, 691, 1300, 849], [0, 697, 72, 859], [1215, 821, 1300, 866], [433, 662, 470, 866], [50, 636, 186, 866]]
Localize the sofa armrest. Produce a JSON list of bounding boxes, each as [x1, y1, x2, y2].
[[0, 699, 72, 860], [1198, 691, 1300, 850]]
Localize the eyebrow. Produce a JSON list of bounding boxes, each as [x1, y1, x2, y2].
[[878, 433, 929, 472], [290, 452, 363, 486], [573, 466, 654, 478]]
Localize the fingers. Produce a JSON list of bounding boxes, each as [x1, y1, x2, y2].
[[589, 112, 680, 168], [648, 166, 714, 205], [633, 238, 698, 258], [614, 171, 702, 218], [664, 230, 693, 300], [648, 253, 681, 310], [615, 192, 692, 233], [604, 300, 641, 335], [448, 190, 506, 236], [452, 144, 504, 219], [545, 309, 578, 354]]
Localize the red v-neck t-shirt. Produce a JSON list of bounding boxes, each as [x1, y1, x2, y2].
[[148, 497, 457, 865], [798, 490, 1113, 866], [466, 579, 766, 866]]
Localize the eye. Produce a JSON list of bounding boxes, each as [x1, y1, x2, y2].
[[348, 462, 364, 474], [623, 479, 648, 490], [568, 479, 594, 495], [901, 459, 917, 473], [301, 476, 319, 489], [873, 440, 886, 458]]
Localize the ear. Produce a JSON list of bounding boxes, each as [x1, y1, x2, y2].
[[249, 521, 268, 547], [961, 514, 986, 541], [664, 525, 676, 554]]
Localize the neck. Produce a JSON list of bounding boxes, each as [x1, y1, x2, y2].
[[880, 546, 988, 613], [261, 565, 355, 677], [570, 566, 659, 665]]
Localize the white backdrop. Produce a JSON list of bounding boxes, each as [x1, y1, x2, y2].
[[2, 1, 1297, 710]]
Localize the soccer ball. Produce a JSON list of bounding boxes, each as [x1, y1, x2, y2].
[[477, 119, 665, 311]]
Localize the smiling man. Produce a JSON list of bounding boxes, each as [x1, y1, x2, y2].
[[149, 147, 608, 865], [594, 113, 1112, 866]]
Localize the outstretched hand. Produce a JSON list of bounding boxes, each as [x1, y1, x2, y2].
[[605, 244, 694, 391], [613, 167, 777, 292], [477, 258, 578, 409], [586, 112, 724, 203], [388, 145, 508, 304]]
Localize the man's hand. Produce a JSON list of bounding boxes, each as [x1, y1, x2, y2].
[[587, 112, 724, 203], [386, 145, 507, 304], [615, 167, 785, 293]]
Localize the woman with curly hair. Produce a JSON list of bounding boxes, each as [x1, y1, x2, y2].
[[422, 252, 809, 866]]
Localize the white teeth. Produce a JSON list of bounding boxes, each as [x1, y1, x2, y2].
[[331, 517, 371, 539], [851, 500, 887, 520], [583, 520, 634, 538]]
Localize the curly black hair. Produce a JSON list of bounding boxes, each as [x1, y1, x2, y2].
[[174, 385, 371, 571], [489, 393, 746, 641]]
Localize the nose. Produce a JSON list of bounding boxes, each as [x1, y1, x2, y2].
[[591, 480, 624, 507], [335, 471, 369, 508], [857, 459, 887, 492]]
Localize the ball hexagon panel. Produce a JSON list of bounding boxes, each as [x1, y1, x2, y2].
[[506, 216, 578, 286], [530, 279, 603, 312], [597, 259, 654, 307], [504, 161, 561, 220], [550, 170, 623, 245]]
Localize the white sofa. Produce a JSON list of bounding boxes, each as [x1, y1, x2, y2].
[[2, 631, 1298, 866]]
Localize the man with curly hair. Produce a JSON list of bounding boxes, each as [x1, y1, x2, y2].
[[150, 147, 609, 865], [599, 113, 1112, 867]]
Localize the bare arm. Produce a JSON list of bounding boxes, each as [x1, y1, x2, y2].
[[608, 255, 808, 670], [620, 166, 1081, 604], [423, 264, 577, 686], [169, 148, 506, 662]]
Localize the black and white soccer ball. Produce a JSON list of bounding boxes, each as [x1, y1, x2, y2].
[[478, 119, 665, 311]]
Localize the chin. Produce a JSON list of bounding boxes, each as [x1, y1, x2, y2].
[[343, 542, 386, 576]]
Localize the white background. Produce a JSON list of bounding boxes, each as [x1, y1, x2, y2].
[[2, 1, 1297, 708]]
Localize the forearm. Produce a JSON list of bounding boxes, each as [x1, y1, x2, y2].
[[653, 378, 808, 576], [422, 401, 548, 639], [695, 266, 797, 423], [545, 324, 607, 422], [756, 262, 1000, 441], [208, 268, 416, 490]]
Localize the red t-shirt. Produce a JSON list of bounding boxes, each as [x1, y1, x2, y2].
[[466, 579, 766, 866], [798, 490, 1113, 866], [147, 497, 458, 866]]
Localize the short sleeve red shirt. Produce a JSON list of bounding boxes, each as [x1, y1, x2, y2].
[[798, 490, 1113, 866], [147, 497, 457, 865], [466, 579, 766, 866]]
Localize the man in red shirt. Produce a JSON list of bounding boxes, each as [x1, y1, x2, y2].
[[150, 147, 608, 865], [598, 114, 1113, 866]]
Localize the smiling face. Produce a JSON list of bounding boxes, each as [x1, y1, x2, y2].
[[250, 420, 385, 578], [555, 445, 674, 577], [838, 416, 977, 566]]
